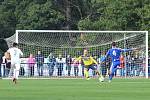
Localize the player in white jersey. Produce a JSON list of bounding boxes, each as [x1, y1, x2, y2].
[[7, 43, 23, 84]]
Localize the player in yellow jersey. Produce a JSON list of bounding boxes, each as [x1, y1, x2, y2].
[[75, 49, 104, 81]]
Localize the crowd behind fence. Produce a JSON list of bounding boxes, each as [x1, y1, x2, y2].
[[0, 57, 148, 78]]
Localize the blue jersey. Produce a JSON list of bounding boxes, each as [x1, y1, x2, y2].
[[101, 48, 132, 62]]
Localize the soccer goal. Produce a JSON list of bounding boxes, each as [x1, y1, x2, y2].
[[4, 30, 148, 79]]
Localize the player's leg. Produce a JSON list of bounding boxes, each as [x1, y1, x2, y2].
[[13, 63, 21, 84], [84, 66, 90, 80], [109, 67, 117, 81], [109, 63, 115, 82], [13, 68, 17, 83], [11, 63, 16, 83], [89, 64, 104, 82], [109, 61, 120, 82], [95, 69, 104, 82]]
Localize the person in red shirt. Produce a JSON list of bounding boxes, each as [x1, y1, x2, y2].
[[119, 54, 125, 76]]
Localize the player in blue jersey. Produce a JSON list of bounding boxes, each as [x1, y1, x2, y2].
[[101, 42, 136, 82]]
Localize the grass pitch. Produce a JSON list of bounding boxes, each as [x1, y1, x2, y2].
[[0, 78, 150, 100]]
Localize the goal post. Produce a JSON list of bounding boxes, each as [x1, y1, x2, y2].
[[146, 31, 148, 78], [4, 30, 149, 79]]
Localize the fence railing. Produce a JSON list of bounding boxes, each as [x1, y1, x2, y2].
[[0, 62, 148, 78]]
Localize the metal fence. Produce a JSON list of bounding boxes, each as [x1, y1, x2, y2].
[[0, 61, 147, 78]]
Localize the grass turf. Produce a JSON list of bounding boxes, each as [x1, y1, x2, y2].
[[0, 78, 150, 100]]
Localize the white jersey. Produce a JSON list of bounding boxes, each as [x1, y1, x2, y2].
[[7, 47, 23, 64]]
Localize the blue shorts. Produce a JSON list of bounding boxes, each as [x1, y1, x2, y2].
[[84, 64, 97, 71]]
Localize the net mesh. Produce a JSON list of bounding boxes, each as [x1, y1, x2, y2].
[[3, 31, 147, 78]]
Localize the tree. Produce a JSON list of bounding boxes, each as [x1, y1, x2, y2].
[[0, 0, 149, 53], [15, 0, 65, 30], [0, 0, 17, 38], [78, 0, 150, 31]]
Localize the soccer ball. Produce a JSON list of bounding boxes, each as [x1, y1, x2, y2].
[[99, 76, 104, 82]]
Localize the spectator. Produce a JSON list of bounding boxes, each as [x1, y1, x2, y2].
[[134, 54, 143, 76], [35, 51, 44, 76], [56, 54, 64, 76], [73, 58, 79, 76], [47, 53, 56, 76], [119, 54, 125, 76], [2, 54, 11, 77], [126, 55, 132, 76], [66, 55, 72, 76], [0, 53, 2, 77], [27, 54, 35, 76], [98, 52, 107, 77]]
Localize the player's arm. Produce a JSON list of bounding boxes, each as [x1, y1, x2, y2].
[[121, 48, 132, 52], [90, 56, 98, 65], [121, 47, 140, 52], [72, 56, 82, 65], [75, 56, 82, 62]]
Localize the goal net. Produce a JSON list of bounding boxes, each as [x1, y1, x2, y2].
[[4, 30, 148, 79]]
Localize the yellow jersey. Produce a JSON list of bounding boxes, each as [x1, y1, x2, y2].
[[76, 55, 98, 66]]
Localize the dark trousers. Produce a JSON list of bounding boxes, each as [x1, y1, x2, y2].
[[29, 66, 34, 76], [74, 66, 79, 76], [19, 67, 25, 76], [82, 65, 84, 76], [48, 63, 55, 76], [37, 64, 43, 76], [0, 64, 1, 77], [57, 63, 63, 76], [66, 65, 71, 76]]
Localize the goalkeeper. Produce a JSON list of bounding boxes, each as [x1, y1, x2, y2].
[[75, 49, 103, 81]]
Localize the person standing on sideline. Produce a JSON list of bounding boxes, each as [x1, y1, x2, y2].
[[7, 42, 23, 84], [66, 55, 72, 76], [35, 51, 44, 76], [73, 58, 79, 76], [119, 54, 125, 76], [98, 52, 108, 78], [47, 53, 56, 76], [2, 54, 11, 77], [56, 54, 64, 76], [0, 53, 2, 77], [27, 54, 35, 76]]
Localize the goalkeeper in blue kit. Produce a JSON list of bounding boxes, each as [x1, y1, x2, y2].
[[101, 42, 136, 82]]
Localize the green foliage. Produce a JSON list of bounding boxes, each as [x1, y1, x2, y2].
[[0, 0, 16, 38], [0, 0, 149, 37], [0, 0, 149, 52], [78, 0, 150, 31], [15, 0, 65, 30]]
